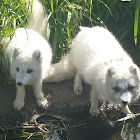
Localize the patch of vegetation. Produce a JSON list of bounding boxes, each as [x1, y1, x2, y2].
[[0, 0, 28, 85], [45, 0, 140, 62], [1, 0, 140, 85], [0, 113, 86, 140]]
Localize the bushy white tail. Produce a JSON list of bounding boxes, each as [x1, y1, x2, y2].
[[25, 0, 48, 38], [46, 53, 76, 82]]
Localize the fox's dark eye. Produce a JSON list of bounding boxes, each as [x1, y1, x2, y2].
[[128, 86, 135, 91], [113, 87, 120, 92], [27, 69, 33, 73], [16, 68, 19, 72]]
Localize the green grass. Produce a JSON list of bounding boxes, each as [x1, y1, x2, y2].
[[0, 0, 140, 84], [0, 0, 28, 85], [45, 0, 139, 62], [0, 0, 28, 39], [134, 0, 140, 45]]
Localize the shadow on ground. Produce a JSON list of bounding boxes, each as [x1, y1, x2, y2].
[[0, 80, 140, 140], [0, 80, 90, 123]]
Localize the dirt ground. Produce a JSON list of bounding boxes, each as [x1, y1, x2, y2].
[[0, 79, 140, 129], [0, 80, 91, 124]]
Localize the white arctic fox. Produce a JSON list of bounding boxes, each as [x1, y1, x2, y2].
[[47, 26, 140, 115], [4, 0, 52, 110]]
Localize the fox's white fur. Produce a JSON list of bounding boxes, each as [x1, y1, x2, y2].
[[25, 0, 49, 38], [4, 0, 52, 110], [47, 53, 76, 82], [47, 26, 140, 115]]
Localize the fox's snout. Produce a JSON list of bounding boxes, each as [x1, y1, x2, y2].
[[120, 92, 132, 106], [17, 82, 23, 86]]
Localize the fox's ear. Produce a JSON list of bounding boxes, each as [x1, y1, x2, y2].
[[33, 50, 41, 61], [129, 64, 139, 75], [107, 67, 116, 78], [13, 48, 21, 58]]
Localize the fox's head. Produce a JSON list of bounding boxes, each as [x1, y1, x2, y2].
[[105, 63, 140, 106], [11, 48, 42, 86]]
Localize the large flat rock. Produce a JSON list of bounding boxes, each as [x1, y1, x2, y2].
[[1, 79, 140, 126], [0, 80, 91, 123]]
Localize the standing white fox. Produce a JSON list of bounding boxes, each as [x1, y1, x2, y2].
[[4, 0, 52, 110], [47, 26, 140, 115]]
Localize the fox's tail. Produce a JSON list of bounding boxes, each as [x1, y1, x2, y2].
[[46, 52, 76, 82], [25, 0, 48, 38]]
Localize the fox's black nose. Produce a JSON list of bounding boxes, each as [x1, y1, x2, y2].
[[122, 101, 128, 106], [17, 82, 22, 86]]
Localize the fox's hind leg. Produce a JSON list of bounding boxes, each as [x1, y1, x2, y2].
[[14, 85, 25, 110], [33, 81, 49, 109]]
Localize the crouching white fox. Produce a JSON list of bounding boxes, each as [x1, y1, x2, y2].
[[47, 26, 140, 115], [4, 0, 52, 110]]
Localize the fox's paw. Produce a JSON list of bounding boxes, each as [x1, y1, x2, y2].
[[37, 98, 49, 109], [13, 99, 24, 110], [89, 107, 99, 116], [74, 85, 83, 96]]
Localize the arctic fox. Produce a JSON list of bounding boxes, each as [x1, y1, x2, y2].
[[47, 26, 140, 115], [4, 0, 52, 110]]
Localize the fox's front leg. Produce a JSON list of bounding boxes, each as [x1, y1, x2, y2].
[[14, 85, 25, 110], [33, 81, 49, 109], [89, 86, 99, 116]]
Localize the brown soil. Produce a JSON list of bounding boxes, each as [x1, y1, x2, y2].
[[0, 79, 139, 131], [0, 80, 90, 125]]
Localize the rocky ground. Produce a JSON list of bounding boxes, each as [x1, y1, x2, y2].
[[0, 80, 140, 140], [0, 80, 90, 124]]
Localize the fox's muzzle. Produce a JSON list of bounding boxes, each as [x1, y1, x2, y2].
[[120, 92, 132, 106]]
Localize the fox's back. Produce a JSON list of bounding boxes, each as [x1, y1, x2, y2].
[[71, 26, 132, 72]]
